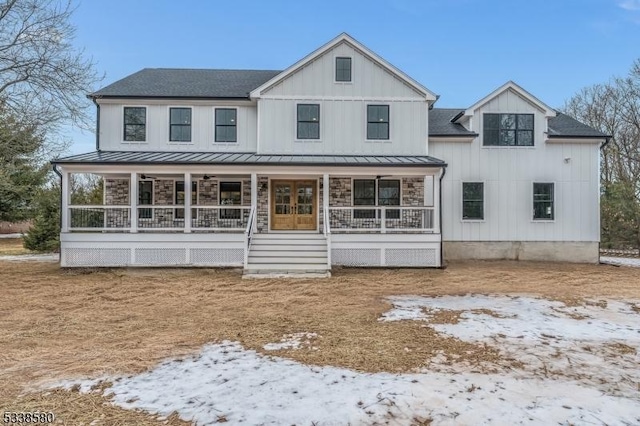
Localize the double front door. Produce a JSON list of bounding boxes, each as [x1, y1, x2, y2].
[[271, 180, 316, 230]]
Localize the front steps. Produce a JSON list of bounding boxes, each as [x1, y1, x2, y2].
[[244, 232, 330, 277]]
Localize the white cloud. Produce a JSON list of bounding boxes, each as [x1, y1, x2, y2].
[[619, 0, 640, 11]]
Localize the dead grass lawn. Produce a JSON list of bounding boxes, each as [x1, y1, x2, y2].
[[0, 238, 31, 255], [1, 260, 640, 424]]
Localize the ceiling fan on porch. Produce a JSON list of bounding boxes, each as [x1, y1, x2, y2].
[[140, 174, 156, 179], [376, 175, 392, 179]]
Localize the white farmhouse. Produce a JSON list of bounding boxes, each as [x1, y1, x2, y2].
[[53, 33, 608, 272]]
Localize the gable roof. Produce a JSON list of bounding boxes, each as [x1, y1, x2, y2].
[[456, 81, 556, 120], [430, 108, 608, 139], [249, 33, 438, 102], [89, 69, 281, 99]]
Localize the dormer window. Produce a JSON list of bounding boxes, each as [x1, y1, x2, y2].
[[483, 113, 534, 146], [335, 57, 352, 82]]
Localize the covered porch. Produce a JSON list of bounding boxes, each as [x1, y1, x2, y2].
[[54, 152, 445, 269]]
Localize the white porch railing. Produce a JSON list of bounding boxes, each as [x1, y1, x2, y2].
[[67, 205, 251, 232], [243, 206, 257, 268], [328, 206, 436, 233]]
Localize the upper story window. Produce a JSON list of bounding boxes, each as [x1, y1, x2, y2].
[[367, 105, 389, 140], [297, 104, 320, 140], [533, 182, 554, 220], [169, 107, 192, 142], [483, 113, 534, 146], [462, 182, 484, 220], [215, 108, 237, 143], [123, 107, 146, 142], [335, 57, 352, 82]]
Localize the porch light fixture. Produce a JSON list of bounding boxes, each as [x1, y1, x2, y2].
[[203, 175, 211, 180]]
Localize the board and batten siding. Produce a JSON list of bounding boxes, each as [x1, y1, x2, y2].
[[430, 89, 600, 243], [257, 41, 428, 155], [98, 101, 258, 152]]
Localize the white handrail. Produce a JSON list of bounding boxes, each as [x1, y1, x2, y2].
[[244, 205, 257, 268], [323, 206, 331, 269]]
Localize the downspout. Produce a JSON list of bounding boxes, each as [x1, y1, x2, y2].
[[52, 163, 62, 263], [439, 166, 447, 269], [91, 96, 100, 151]]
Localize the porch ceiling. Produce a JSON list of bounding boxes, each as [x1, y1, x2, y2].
[[52, 151, 447, 167]]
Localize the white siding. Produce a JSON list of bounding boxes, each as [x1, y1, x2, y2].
[[258, 99, 427, 155], [262, 42, 424, 98], [98, 101, 257, 152], [257, 41, 428, 155], [430, 89, 600, 242]]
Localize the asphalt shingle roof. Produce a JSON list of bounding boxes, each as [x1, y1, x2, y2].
[[429, 108, 477, 137], [52, 151, 447, 167], [90, 68, 282, 99], [430, 108, 608, 139]]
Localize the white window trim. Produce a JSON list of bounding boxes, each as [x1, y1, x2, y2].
[[137, 179, 154, 221], [479, 112, 536, 150], [122, 105, 148, 144], [213, 106, 239, 144], [460, 181, 486, 222], [350, 177, 402, 220], [333, 55, 353, 84], [294, 101, 322, 142], [364, 103, 392, 143], [531, 181, 556, 222], [167, 106, 194, 144]]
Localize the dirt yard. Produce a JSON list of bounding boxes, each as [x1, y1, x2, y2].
[[1, 260, 639, 424]]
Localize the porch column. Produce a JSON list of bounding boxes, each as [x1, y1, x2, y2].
[[184, 172, 192, 233], [433, 172, 441, 233], [130, 172, 138, 233], [251, 173, 257, 207], [323, 173, 329, 221], [60, 168, 69, 233]]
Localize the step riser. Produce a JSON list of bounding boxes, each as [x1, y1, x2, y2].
[[248, 257, 327, 264], [253, 234, 325, 240], [245, 264, 329, 271], [250, 250, 327, 257]]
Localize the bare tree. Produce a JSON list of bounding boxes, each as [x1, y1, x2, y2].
[[563, 59, 640, 249], [0, 0, 101, 141]]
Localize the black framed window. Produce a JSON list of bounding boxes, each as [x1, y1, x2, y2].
[[215, 108, 237, 142], [169, 108, 192, 142], [174, 181, 198, 220], [533, 182, 554, 220], [483, 113, 534, 146], [138, 180, 153, 219], [124, 107, 146, 141], [335, 57, 352, 82], [367, 105, 389, 140], [220, 182, 242, 219], [353, 179, 400, 219], [297, 104, 320, 139], [462, 182, 484, 220]]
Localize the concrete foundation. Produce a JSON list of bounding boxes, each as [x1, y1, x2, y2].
[[443, 241, 599, 264]]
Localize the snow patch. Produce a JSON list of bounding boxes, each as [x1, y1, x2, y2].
[[62, 341, 640, 425]]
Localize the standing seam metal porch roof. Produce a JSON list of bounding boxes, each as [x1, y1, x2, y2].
[[52, 151, 447, 167]]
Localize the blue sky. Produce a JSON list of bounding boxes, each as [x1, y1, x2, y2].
[[67, 0, 640, 154]]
